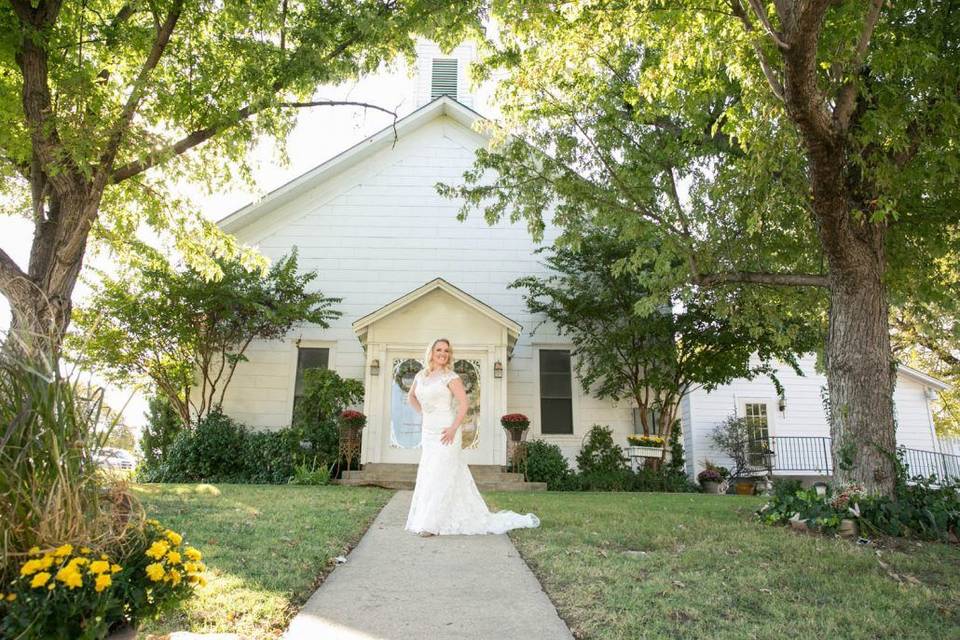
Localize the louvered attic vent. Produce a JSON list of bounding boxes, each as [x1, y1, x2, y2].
[[431, 58, 458, 100]]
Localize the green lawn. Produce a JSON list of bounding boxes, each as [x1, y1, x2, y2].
[[487, 491, 960, 640], [132, 483, 393, 638]]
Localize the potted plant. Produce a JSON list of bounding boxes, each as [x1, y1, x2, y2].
[[626, 434, 665, 458], [697, 460, 730, 494], [338, 409, 366, 435], [501, 413, 530, 441]]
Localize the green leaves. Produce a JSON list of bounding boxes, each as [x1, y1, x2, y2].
[[68, 247, 342, 426]]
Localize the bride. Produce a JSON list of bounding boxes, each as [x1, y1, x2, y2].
[[403, 337, 541, 537]]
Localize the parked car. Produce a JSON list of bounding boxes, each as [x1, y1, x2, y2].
[[94, 447, 137, 471]]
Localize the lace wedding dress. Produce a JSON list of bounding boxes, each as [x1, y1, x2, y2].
[[404, 368, 541, 535]]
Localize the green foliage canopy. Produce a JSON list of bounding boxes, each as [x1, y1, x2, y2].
[[68, 247, 339, 426]]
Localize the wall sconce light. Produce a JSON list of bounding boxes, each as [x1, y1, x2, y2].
[[494, 361, 503, 378], [778, 394, 786, 413], [370, 359, 380, 376]]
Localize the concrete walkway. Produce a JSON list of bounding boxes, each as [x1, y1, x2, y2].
[[283, 490, 575, 640]]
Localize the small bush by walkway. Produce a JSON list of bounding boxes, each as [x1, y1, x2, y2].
[[133, 483, 392, 638], [487, 491, 960, 640]]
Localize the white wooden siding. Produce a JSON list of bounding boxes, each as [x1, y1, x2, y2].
[[217, 114, 634, 448], [685, 354, 944, 476]]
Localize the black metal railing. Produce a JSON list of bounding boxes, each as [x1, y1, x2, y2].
[[743, 436, 960, 483]]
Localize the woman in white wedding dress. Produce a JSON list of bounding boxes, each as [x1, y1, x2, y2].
[[404, 338, 541, 537]]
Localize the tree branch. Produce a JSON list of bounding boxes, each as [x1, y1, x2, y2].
[[110, 32, 364, 183], [695, 271, 830, 288], [833, 0, 883, 131], [730, 0, 786, 101], [745, 0, 790, 50], [96, 0, 184, 185]]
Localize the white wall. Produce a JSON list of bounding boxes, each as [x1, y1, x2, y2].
[[685, 354, 944, 476], [216, 113, 638, 459]]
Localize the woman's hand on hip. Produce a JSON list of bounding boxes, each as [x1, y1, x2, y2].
[[440, 425, 458, 445]]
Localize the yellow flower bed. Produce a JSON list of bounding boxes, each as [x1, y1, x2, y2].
[[0, 521, 206, 640]]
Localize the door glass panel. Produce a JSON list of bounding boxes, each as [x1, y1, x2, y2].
[[390, 358, 423, 448], [454, 359, 481, 449], [744, 402, 771, 466]]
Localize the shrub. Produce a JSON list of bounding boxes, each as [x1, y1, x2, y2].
[[576, 425, 628, 475], [523, 440, 573, 490], [139, 395, 183, 471], [151, 411, 306, 484], [709, 415, 757, 478], [579, 469, 634, 491], [293, 368, 364, 469], [758, 449, 960, 541], [289, 457, 332, 485], [0, 521, 205, 640], [630, 466, 699, 493]]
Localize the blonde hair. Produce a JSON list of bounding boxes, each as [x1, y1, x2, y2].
[[423, 338, 454, 376]]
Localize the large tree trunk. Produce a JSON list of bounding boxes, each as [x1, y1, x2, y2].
[[811, 153, 896, 496], [5, 189, 97, 359]]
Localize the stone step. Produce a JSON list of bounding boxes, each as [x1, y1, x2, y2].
[[349, 464, 525, 483], [334, 478, 547, 492]]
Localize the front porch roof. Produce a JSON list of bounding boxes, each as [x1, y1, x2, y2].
[[351, 277, 523, 357]]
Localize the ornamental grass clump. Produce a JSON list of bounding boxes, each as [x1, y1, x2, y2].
[[0, 332, 122, 587], [0, 521, 206, 639]]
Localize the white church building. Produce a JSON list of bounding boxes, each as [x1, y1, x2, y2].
[[212, 42, 957, 488]]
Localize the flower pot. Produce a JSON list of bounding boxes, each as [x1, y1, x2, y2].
[[837, 518, 859, 539], [506, 427, 526, 442], [701, 480, 722, 495], [734, 481, 755, 496], [626, 445, 664, 458]]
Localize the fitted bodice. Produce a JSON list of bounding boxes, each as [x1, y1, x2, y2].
[[414, 369, 458, 415]]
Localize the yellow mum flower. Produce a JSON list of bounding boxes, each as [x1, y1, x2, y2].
[[28, 546, 41, 556], [89, 560, 110, 574], [145, 540, 170, 560], [100, 554, 109, 561], [165, 530, 183, 546], [94, 574, 112, 593], [5, 593, 16, 602], [184, 547, 202, 562], [53, 544, 73, 557], [183, 561, 196, 573], [79, 547, 92, 555], [145, 562, 165, 582], [31, 572, 51, 588], [67, 557, 89, 568], [111, 564, 122, 574], [47, 583, 55, 591], [20, 559, 44, 576], [146, 518, 160, 526], [55, 567, 83, 589], [198, 575, 207, 587], [167, 569, 182, 586], [166, 551, 181, 565], [38, 555, 54, 570]]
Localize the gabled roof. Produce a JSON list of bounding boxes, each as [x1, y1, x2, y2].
[[352, 277, 522, 355], [216, 96, 487, 235], [898, 364, 950, 391]]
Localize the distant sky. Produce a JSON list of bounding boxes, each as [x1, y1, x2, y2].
[[1, 45, 496, 431]]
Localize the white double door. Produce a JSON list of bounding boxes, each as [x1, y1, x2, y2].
[[380, 348, 492, 465]]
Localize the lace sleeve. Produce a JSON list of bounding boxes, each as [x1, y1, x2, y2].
[[444, 370, 459, 385]]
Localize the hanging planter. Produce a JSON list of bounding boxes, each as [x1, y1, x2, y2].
[[626, 434, 665, 458]]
